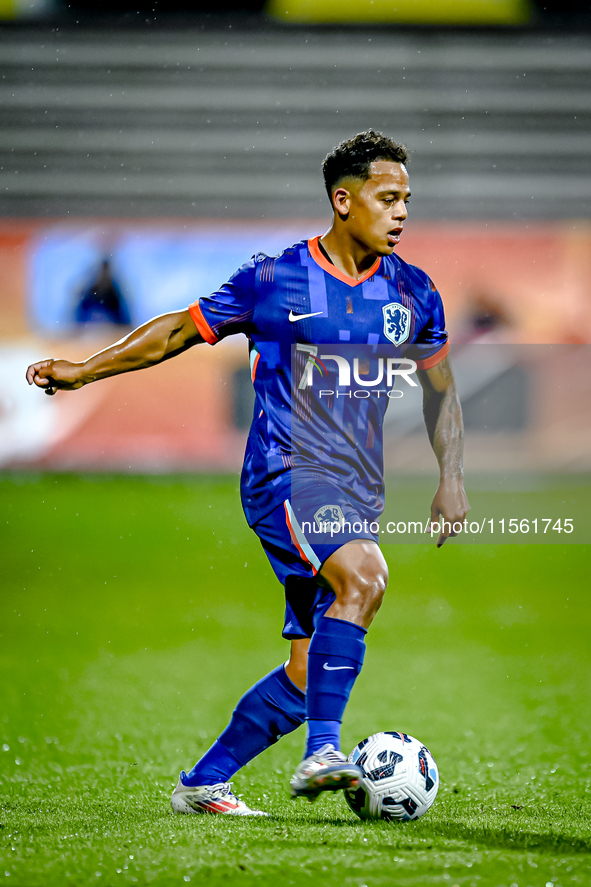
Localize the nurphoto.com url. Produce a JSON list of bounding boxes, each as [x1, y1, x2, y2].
[[302, 518, 575, 538]]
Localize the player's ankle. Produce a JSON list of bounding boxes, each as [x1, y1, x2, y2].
[[305, 721, 341, 757]]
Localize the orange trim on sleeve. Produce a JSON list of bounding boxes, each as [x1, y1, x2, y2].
[[188, 300, 218, 345], [308, 236, 381, 287], [415, 341, 450, 371]]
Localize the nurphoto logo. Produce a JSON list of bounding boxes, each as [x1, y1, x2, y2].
[[296, 343, 417, 397]]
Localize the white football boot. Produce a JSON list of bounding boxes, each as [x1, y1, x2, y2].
[[289, 743, 363, 801], [171, 775, 268, 816]]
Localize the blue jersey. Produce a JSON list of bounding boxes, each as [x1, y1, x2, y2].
[[189, 236, 448, 527]]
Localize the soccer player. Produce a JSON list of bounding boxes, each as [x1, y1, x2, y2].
[[26, 131, 469, 816]]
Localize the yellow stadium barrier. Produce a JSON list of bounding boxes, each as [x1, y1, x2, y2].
[[266, 0, 531, 25]]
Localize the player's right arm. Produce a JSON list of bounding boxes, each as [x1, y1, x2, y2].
[[26, 309, 203, 395]]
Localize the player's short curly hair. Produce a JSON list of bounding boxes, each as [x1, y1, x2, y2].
[[322, 130, 409, 206]]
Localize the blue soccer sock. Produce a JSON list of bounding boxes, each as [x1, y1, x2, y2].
[[305, 615, 367, 757], [183, 664, 306, 786]]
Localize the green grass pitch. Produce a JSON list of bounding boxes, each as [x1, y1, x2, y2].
[[1, 473, 590, 887]]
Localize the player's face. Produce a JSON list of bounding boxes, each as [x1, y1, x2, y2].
[[340, 161, 410, 256]]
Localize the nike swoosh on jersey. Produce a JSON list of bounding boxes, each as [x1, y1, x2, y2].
[[288, 310, 323, 322], [323, 663, 354, 671]]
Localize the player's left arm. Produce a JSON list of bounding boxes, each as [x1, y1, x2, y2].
[[418, 355, 469, 547]]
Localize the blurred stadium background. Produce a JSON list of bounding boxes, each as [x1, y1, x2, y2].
[[1, 0, 590, 478]]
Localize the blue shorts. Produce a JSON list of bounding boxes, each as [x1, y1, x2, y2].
[[251, 484, 380, 640]]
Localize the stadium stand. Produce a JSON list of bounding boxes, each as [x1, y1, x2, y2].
[[0, 25, 590, 219]]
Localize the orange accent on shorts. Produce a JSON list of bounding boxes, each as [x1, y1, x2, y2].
[[188, 300, 218, 345], [308, 235, 381, 287], [415, 341, 450, 370], [251, 351, 260, 383], [283, 502, 317, 574]]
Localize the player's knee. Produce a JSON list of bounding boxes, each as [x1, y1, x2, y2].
[[337, 549, 388, 612], [357, 553, 388, 612]]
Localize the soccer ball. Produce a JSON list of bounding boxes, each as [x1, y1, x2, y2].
[[344, 731, 439, 821]]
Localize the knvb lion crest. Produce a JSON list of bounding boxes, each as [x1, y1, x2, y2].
[[314, 504, 345, 529], [383, 302, 411, 345]]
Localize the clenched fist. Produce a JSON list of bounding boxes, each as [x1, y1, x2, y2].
[[26, 359, 86, 396]]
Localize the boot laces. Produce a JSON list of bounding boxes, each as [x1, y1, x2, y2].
[[315, 744, 346, 764]]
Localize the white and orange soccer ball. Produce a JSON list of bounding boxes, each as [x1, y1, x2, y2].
[[344, 731, 439, 821]]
